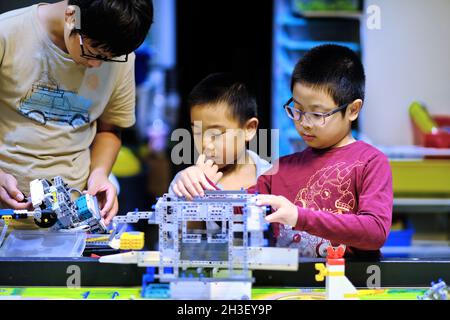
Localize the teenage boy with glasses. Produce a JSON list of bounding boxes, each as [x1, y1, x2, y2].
[[0, 1, 153, 225]]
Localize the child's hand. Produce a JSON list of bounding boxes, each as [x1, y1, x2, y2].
[[196, 154, 223, 183], [86, 170, 118, 226], [172, 154, 223, 200], [0, 171, 31, 210], [255, 195, 299, 227]]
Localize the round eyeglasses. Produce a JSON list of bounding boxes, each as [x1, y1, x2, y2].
[[284, 97, 349, 126]]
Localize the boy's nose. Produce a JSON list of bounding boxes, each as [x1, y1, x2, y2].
[[203, 139, 215, 153], [204, 141, 215, 152], [87, 59, 103, 68], [299, 116, 313, 129]]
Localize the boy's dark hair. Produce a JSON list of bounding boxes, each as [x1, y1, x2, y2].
[[69, 0, 154, 57], [188, 73, 258, 125], [291, 44, 365, 113]]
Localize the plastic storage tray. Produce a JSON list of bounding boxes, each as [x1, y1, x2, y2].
[[0, 230, 87, 258], [412, 115, 450, 149], [390, 160, 450, 197]]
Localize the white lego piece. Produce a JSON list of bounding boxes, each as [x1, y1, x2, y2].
[[325, 263, 358, 300], [210, 281, 252, 300], [246, 206, 264, 231], [99, 251, 139, 264], [247, 247, 298, 271], [169, 280, 252, 300], [29, 179, 45, 207]]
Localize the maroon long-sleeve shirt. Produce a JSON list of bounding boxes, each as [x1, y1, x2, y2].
[[250, 140, 393, 258]]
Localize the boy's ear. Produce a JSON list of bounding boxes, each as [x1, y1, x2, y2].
[[65, 5, 81, 30], [244, 117, 259, 142], [347, 99, 363, 122]]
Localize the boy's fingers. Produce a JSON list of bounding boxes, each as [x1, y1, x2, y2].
[[255, 195, 281, 208], [187, 171, 206, 195], [265, 210, 282, 223], [212, 171, 223, 183], [4, 176, 24, 202], [196, 154, 206, 164], [176, 182, 193, 201], [196, 154, 207, 166], [205, 159, 214, 168], [185, 172, 204, 196], [104, 198, 119, 226], [85, 186, 99, 196], [0, 187, 29, 210], [199, 175, 216, 191], [100, 188, 115, 217], [172, 184, 182, 197]]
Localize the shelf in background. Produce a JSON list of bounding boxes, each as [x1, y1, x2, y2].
[[394, 198, 450, 214]]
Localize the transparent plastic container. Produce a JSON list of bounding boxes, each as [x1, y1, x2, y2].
[[0, 230, 87, 258]]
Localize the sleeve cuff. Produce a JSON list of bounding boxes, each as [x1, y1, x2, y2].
[[294, 206, 307, 231]]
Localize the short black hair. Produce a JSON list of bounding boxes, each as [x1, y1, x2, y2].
[[188, 73, 258, 125], [69, 0, 154, 57], [291, 44, 365, 111]]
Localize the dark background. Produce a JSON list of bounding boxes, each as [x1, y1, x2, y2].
[[175, 0, 273, 133]]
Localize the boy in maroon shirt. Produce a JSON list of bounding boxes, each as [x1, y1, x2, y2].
[[253, 44, 393, 258]]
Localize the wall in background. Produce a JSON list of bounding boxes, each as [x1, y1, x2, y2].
[[362, 0, 450, 146]]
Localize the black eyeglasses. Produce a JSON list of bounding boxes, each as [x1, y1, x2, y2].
[[284, 97, 349, 126], [77, 31, 128, 63]]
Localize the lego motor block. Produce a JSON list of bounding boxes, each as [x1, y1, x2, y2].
[[0, 176, 106, 234], [30, 176, 107, 233]]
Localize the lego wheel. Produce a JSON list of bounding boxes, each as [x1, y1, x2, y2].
[[34, 211, 58, 228]]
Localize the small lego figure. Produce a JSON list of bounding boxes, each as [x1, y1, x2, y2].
[[315, 245, 359, 300]]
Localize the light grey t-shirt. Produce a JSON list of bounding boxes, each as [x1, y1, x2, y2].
[[0, 4, 136, 193]]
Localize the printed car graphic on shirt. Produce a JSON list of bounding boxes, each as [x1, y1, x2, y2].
[[19, 76, 92, 128]]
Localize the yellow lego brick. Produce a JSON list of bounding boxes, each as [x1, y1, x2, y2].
[[120, 232, 145, 250], [1, 216, 12, 225], [315, 263, 328, 282]]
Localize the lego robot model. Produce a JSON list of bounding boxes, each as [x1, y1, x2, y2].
[[0, 176, 107, 234], [100, 190, 299, 300]]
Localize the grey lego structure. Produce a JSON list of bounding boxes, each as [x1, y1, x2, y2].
[[102, 190, 299, 299]]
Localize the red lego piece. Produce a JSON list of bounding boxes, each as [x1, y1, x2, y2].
[[326, 245, 345, 259]]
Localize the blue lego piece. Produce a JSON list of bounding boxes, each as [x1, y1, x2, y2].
[[141, 267, 171, 299], [75, 196, 93, 220], [0, 209, 14, 217], [163, 267, 173, 274], [142, 284, 170, 299]]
